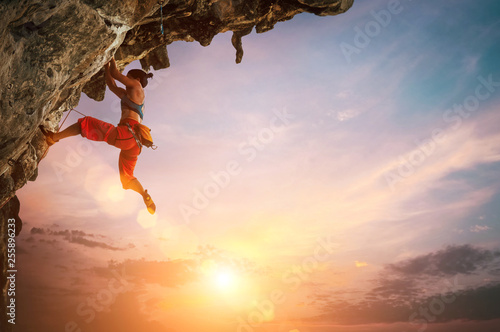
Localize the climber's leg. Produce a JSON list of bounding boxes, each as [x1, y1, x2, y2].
[[77, 117, 114, 142], [41, 117, 114, 146], [123, 178, 145, 194], [52, 122, 81, 141], [119, 149, 156, 214], [125, 179, 155, 215]]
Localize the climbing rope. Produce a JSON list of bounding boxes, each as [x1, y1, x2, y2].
[[58, 108, 86, 129], [159, 1, 164, 35]]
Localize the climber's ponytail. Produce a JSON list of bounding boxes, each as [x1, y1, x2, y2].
[[128, 69, 154, 88]]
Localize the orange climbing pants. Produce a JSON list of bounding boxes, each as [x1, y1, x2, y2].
[[78, 116, 141, 189]]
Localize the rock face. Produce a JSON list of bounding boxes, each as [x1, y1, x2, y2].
[[0, 0, 353, 328]]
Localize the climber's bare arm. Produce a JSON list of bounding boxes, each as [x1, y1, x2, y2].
[[108, 58, 142, 89], [104, 62, 126, 98]]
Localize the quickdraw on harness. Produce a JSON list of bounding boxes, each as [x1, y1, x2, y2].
[[126, 123, 158, 150]]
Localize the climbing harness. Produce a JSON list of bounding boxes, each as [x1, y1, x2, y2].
[[126, 122, 143, 149]]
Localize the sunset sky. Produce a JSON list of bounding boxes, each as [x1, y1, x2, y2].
[[15, 0, 500, 331]]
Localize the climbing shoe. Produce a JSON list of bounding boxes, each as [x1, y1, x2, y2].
[[143, 189, 156, 215], [39, 125, 59, 146]]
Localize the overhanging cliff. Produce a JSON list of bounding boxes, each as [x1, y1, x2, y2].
[[0, 1, 354, 329], [0, 0, 354, 210]]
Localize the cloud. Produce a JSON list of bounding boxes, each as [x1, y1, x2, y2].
[[336, 109, 359, 122], [470, 225, 492, 233], [30, 227, 46, 234], [368, 278, 423, 304], [93, 259, 199, 288], [386, 245, 500, 277], [310, 245, 500, 325], [312, 282, 500, 325], [68, 236, 122, 251], [435, 283, 500, 321], [490, 268, 500, 276], [29, 227, 126, 251]]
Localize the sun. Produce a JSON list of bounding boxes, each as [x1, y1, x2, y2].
[[214, 269, 236, 290], [199, 259, 244, 294], [201, 261, 239, 292]]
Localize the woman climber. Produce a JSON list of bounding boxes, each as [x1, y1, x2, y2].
[[40, 57, 156, 214]]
